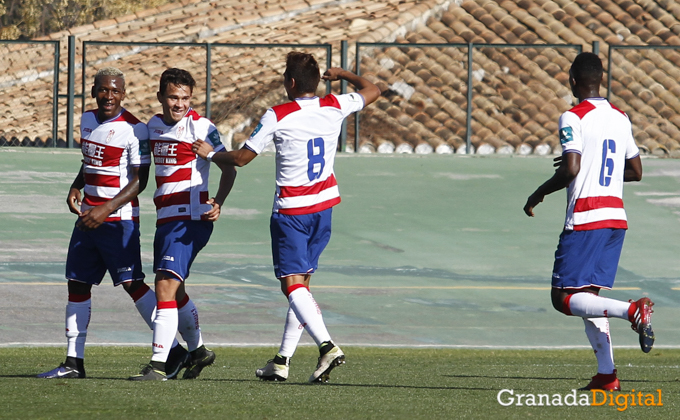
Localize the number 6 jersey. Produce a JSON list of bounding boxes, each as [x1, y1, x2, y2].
[[244, 93, 365, 215], [559, 98, 640, 231]]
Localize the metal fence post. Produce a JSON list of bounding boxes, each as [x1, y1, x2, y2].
[[67, 36, 76, 148], [52, 41, 60, 147], [592, 41, 600, 56], [466, 42, 473, 154], [206, 43, 212, 119], [340, 40, 348, 152], [607, 44, 613, 101]]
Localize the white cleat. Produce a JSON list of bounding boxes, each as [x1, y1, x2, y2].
[[309, 342, 345, 383], [256, 355, 290, 381]]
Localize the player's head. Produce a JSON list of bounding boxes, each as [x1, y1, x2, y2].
[[569, 52, 603, 98], [283, 51, 320, 100], [157, 68, 196, 125], [91, 67, 126, 120]]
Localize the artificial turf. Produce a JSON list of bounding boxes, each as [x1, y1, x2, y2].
[[2, 346, 678, 419]]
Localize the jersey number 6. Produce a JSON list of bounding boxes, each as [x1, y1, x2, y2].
[[599, 139, 616, 187], [307, 137, 325, 181]]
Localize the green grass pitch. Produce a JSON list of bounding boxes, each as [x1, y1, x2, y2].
[[2, 346, 678, 419]]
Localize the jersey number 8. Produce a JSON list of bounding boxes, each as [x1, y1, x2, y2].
[[307, 137, 325, 181]]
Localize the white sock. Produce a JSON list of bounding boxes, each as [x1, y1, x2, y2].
[[583, 317, 616, 374], [133, 286, 180, 348], [278, 306, 304, 358], [178, 296, 203, 351], [288, 287, 331, 346], [566, 292, 631, 319], [65, 299, 91, 359], [151, 302, 178, 363]]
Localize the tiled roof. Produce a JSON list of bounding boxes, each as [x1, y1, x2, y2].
[[1, 0, 680, 157]]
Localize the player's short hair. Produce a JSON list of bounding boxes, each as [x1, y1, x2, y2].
[[94, 67, 125, 84], [570, 52, 603, 85], [284, 52, 320, 94], [159, 68, 196, 95]]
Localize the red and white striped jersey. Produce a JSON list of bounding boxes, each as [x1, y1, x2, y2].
[[560, 98, 640, 231], [79, 109, 150, 222], [148, 109, 225, 225], [244, 93, 365, 215]]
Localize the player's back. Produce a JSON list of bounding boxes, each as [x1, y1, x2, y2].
[[560, 98, 639, 230]]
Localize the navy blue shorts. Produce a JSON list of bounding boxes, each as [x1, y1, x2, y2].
[[551, 228, 625, 290], [65, 220, 145, 286], [153, 220, 213, 282], [270, 208, 332, 279]]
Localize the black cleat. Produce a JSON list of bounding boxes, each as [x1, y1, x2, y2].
[[183, 347, 215, 379]]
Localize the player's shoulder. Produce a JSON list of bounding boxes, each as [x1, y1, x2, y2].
[[270, 101, 302, 121], [117, 109, 143, 125], [565, 100, 597, 120], [186, 109, 215, 128]]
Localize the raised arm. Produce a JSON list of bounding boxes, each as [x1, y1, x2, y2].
[[524, 152, 581, 217], [322, 68, 380, 106]]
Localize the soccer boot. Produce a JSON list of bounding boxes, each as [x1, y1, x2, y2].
[[128, 364, 167, 381], [309, 341, 345, 383], [256, 354, 290, 381], [183, 346, 215, 379], [165, 344, 190, 379], [37, 363, 85, 379], [580, 370, 621, 391], [629, 297, 655, 353]]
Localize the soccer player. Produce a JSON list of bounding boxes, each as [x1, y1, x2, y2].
[[128, 68, 236, 381], [524, 52, 653, 391], [36, 67, 171, 379], [193, 52, 380, 383]]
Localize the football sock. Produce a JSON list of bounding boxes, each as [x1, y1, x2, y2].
[[177, 294, 203, 352], [65, 294, 91, 360], [130, 283, 155, 330], [131, 283, 180, 349], [288, 286, 331, 346], [278, 306, 304, 358], [564, 292, 631, 319], [151, 301, 178, 363], [583, 317, 616, 374], [64, 356, 84, 372]]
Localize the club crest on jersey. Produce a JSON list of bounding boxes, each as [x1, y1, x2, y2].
[[560, 127, 573, 144], [177, 126, 185, 138], [105, 129, 115, 144]]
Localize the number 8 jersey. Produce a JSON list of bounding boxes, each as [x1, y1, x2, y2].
[[559, 98, 640, 231], [244, 93, 365, 215]]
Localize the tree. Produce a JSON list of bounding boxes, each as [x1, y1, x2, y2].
[[0, 0, 173, 40]]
